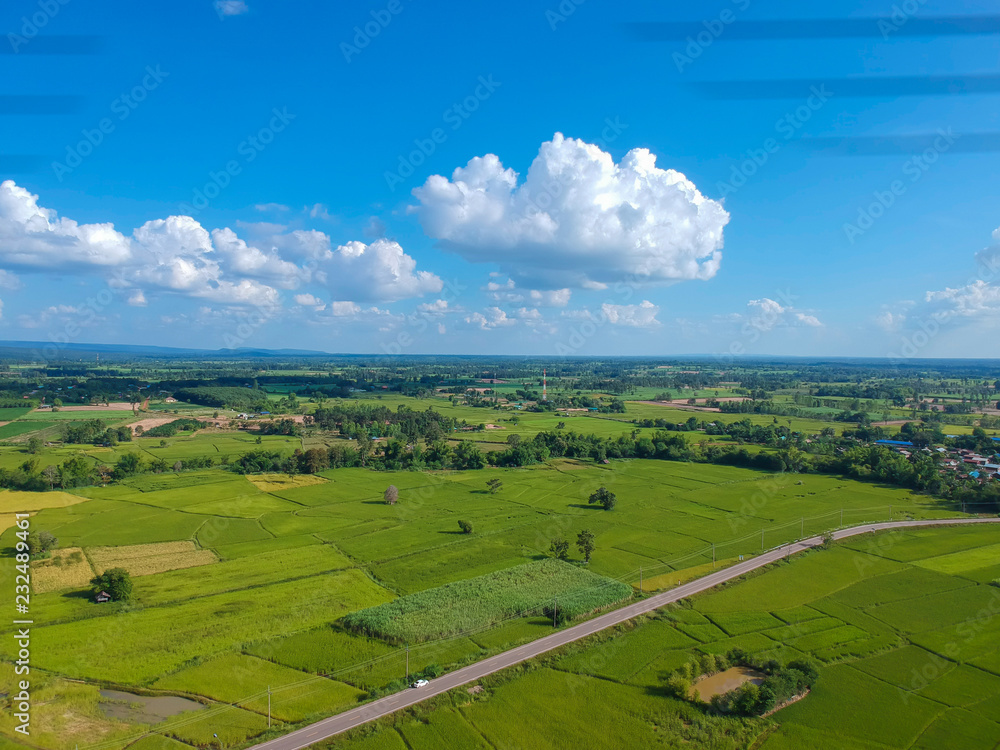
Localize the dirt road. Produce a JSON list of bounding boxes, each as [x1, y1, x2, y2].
[[248, 517, 1000, 750]]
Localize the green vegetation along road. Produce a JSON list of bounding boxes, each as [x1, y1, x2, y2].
[[248, 517, 1000, 750]]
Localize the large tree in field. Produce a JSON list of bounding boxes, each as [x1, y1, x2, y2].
[[91, 568, 132, 602], [384, 485, 398, 505], [549, 538, 569, 560], [576, 529, 595, 563], [589, 486, 617, 511]]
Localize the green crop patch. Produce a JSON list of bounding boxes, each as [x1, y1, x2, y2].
[[697, 632, 778, 656], [765, 616, 843, 644], [914, 542, 1000, 576], [695, 547, 905, 614], [214, 533, 321, 559], [196, 517, 273, 547], [771, 605, 825, 625], [912, 709, 1000, 750], [812, 633, 902, 663], [555, 620, 696, 682], [134, 545, 354, 606], [829, 566, 972, 609], [342, 559, 632, 643], [31, 569, 393, 684], [246, 626, 397, 681], [154, 653, 365, 722], [706, 611, 784, 637], [853, 645, 952, 689], [161, 705, 269, 747], [842, 525, 1000, 563], [915, 664, 1000, 707], [868, 584, 1000, 634], [397, 710, 492, 749], [773, 664, 942, 748]]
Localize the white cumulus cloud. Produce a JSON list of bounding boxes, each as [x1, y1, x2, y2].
[[412, 133, 729, 289], [318, 239, 442, 303], [0, 180, 131, 269]]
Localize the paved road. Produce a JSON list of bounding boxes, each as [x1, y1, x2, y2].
[[250, 517, 1000, 750]]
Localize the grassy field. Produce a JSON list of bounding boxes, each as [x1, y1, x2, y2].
[[0, 408, 985, 750], [312, 524, 1000, 750]]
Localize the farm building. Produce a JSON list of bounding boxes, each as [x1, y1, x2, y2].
[[94, 591, 111, 603]]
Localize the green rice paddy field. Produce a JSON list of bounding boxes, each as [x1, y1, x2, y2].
[[319, 525, 1000, 750], [0, 453, 965, 750]]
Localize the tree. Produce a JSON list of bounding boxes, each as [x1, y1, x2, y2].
[[26, 530, 57, 556], [549, 538, 569, 560], [486, 478, 503, 494], [589, 486, 617, 511], [384, 485, 399, 505], [458, 520, 473, 534], [113, 452, 142, 479], [576, 529, 596, 563], [26, 437, 41, 454], [91, 567, 132, 602]]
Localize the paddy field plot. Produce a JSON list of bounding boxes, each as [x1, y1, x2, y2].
[[31, 547, 94, 593], [87, 541, 217, 577]]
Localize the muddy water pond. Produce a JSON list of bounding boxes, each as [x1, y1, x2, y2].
[[98, 689, 205, 724], [690, 666, 765, 700]]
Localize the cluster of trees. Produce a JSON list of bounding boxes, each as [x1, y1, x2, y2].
[[665, 648, 819, 716], [311, 403, 454, 443], [256, 418, 301, 436], [0, 451, 221, 492], [172, 386, 269, 411], [548, 529, 596, 562], [63, 420, 133, 446], [142, 418, 206, 438], [91, 568, 132, 602]]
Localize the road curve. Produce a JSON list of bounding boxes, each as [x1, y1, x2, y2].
[[249, 517, 1000, 750]]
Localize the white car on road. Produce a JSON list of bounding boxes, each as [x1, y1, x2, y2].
[[411, 679, 429, 688]]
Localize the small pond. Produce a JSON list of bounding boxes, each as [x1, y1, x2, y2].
[[98, 689, 205, 724], [690, 666, 765, 700]]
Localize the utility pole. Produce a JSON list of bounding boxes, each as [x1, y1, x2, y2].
[[405, 645, 409, 681], [801, 518, 804, 538], [639, 567, 642, 594], [267, 685, 271, 728], [712, 543, 716, 568], [840, 509, 843, 527], [889, 505, 892, 520], [553, 597, 558, 627], [761, 527, 764, 551]]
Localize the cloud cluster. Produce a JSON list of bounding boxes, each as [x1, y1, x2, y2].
[[485, 277, 571, 307], [601, 300, 660, 328], [412, 133, 729, 289], [0, 181, 441, 312], [905, 225, 1000, 328]]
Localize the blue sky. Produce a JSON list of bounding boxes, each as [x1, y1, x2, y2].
[[1, 0, 998, 357]]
